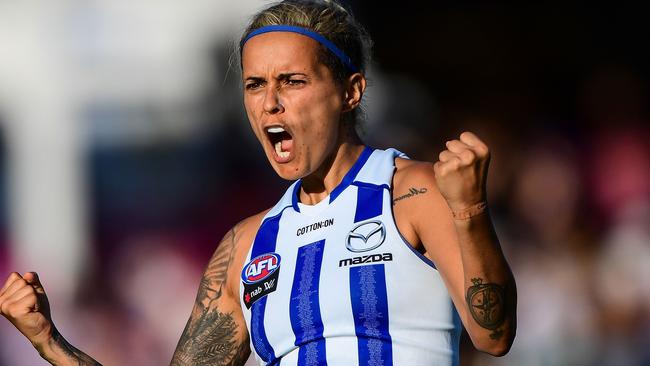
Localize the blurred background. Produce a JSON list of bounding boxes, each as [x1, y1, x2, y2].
[[0, 1, 648, 365]]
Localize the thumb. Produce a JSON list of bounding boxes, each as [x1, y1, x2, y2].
[[23, 272, 45, 295]]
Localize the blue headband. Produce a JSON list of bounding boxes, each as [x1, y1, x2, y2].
[[242, 25, 359, 73]]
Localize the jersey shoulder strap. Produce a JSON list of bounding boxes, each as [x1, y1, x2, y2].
[[353, 147, 408, 187]]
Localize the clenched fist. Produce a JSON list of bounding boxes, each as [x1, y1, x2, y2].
[[0, 272, 53, 347], [433, 131, 490, 212]]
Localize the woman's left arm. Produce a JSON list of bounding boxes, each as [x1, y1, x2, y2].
[[394, 131, 516, 356]]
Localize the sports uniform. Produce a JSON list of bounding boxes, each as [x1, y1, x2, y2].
[[240, 147, 462, 366]]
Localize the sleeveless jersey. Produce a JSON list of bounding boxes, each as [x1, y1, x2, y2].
[[239, 147, 461, 366]]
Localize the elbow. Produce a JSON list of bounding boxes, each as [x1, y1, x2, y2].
[[473, 331, 515, 357], [479, 340, 513, 357]]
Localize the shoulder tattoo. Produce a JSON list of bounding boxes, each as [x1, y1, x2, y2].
[[393, 187, 428, 205]]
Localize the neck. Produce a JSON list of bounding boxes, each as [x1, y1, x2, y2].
[[299, 129, 364, 205]]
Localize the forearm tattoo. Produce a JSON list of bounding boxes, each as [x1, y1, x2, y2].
[[51, 328, 102, 366], [171, 227, 251, 366], [466, 277, 506, 340]]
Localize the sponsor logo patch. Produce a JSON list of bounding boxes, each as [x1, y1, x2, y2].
[[339, 252, 393, 268], [296, 218, 334, 236], [345, 220, 387, 252], [241, 253, 281, 308]]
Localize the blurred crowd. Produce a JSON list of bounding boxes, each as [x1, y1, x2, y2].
[[0, 2, 649, 366]]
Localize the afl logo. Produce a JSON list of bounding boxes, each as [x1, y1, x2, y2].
[[346, 220, 386, 252], [241, 253, 281, 284]]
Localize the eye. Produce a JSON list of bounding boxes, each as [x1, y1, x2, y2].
[[245, 81, 264, 90], [286, 79, 306, 86]]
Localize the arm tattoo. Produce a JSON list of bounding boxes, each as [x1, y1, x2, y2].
[[196, 228, 237, 308], [392, 187, 428, 205], [51, 328, 102, 366], [172, 309, 250, 366], [466, 277, 506, 340], [171, 227, 251, 366]]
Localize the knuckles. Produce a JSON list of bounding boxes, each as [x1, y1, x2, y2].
[[438, 150, 447, 161], [1, 292, 36, 319], [434, 159, 460, 177], [8, 306, 22, 319], [12, 279, 28, 292], [434, 133, 490, 179], [437, 145, 488, 167], [0, 301, 12, 316], [459, 149, 476, 164], [474, 144, 490, 159], [27, 293, 37, 303]]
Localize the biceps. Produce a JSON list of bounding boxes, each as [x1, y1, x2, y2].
[[173, 297, 250, 366], [413, 202, 469, 323], [172, 227, 251, 365], [425, 234, 468, 321]]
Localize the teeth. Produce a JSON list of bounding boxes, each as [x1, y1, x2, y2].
[[267, 126, 285, 133], [274, 141, 290, 158]]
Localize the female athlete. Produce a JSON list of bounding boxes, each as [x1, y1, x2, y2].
[[0, 1, 516, 365]]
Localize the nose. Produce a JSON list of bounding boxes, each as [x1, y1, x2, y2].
[[263, 86, 284, 114]]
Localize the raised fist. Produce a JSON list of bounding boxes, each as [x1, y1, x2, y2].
[[433, 131, 490, 212], [0, 272, 54, 347]]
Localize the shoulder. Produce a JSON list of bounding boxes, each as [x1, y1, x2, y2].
[[231, 209, 271, 257], [220, 209, 271, 297], [394, 157, 436, 186], [392, 157, 452, 233], [393, 157, 444, 203]]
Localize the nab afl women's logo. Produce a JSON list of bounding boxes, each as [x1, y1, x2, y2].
[[241, 253, 282, 308], [241, 253, 281, 284]]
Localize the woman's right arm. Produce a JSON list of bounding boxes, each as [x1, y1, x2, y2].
[[1, 220, 256, 366], [0, 271, 101, 365]]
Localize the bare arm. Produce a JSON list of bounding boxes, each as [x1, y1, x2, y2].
[[0, 272, 101, 365], [171, 224, 251, 366], [393, 132, 516, 356]]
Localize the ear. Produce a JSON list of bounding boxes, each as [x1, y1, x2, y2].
[[342, 73, 367, 112]]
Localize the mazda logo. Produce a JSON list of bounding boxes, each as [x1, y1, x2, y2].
[[345, 220, 386, 252]]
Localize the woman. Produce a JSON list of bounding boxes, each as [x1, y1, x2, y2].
[[0, 1, 516, 365]]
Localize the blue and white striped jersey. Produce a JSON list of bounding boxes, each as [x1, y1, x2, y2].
[[239, 147, 461, 366]]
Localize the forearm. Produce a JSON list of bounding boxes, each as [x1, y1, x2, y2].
[[453, 207, 516, 355], [35, 327, 101, 366]]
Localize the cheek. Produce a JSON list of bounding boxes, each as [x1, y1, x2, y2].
[[243, 97, 263, 137], [295, 109, 336, 144], [298, 91, 342, 134], [243, 95, 256, 121], [313, 107, 342, 141]]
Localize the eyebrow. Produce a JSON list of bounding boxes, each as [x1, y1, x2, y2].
[[278, 72, 307, 80], [244, 72, 308, 83], [244, 76, 265, 84]]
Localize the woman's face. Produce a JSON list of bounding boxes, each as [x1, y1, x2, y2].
[[241, 31, 346, 181]]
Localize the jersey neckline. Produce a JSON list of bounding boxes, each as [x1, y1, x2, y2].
[[291, 146, 374, 213]]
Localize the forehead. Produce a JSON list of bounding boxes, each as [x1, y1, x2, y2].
[[241, 32, 322, 75]]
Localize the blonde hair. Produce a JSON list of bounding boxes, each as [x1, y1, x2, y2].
[[240, 0, 372, 82]]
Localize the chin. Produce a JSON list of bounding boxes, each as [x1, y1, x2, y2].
[[271, 164, 305, 181], [269, 157, 312, 181], [263, 147, 309, 181]]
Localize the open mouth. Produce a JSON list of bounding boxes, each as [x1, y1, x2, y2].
[[266, 126, 294, 160]]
